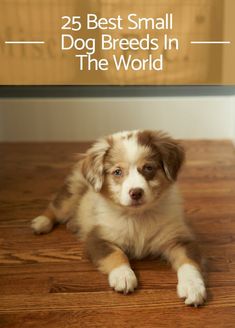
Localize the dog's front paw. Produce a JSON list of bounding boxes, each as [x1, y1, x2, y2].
[[31, 215, 53, 234], [177, 264, 206, 306], [108, 264, 138, 294]]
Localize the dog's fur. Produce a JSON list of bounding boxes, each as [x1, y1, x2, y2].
[[32, 130, 206, 306]]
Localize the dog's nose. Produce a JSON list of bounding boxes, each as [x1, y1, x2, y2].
[[129, 188, 144, 201]]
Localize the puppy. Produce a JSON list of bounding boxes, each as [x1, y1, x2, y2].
[[31, 130, 206, 306]]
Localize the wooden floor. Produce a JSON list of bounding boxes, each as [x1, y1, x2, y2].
[[1, 141, 235, 328]]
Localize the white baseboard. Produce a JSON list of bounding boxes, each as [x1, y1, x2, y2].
[[0, 96, 234, 141]]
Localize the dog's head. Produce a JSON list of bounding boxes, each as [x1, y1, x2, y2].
[[81, 130, 185, 208]]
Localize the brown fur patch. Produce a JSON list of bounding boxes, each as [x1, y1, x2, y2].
[[52, 183, 72, 208], [184, 240, 202, 267], [99, 248, 129, 274], [86, 227, 114, 265], [86, 227, 129, 273], [161, 238, 202, 272], [137, 160, 158, 181], [137, 130, 185, 181]]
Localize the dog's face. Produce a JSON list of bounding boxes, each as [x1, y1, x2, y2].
[[82, 130, 184, 209]]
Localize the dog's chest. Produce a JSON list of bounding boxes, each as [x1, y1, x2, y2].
[[98, 211, 159, 259]]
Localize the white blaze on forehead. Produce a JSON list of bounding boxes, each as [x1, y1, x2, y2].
[[122, 134, 146, 164], [112, 131, 147, 165]]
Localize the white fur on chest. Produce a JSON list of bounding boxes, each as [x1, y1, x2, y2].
[[95, 199, 162, 258]]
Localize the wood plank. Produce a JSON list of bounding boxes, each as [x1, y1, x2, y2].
[[1, 270, 235, 295], [1, 307, 235, 328], [1, 287, 235, 313]]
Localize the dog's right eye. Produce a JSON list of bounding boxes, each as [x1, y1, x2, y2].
[[113, 168, 122, 176]]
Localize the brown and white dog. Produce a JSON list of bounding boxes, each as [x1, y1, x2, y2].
[[31, 130, 206, 306]]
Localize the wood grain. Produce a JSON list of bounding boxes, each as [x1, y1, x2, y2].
[[0, 141, 235, 328]]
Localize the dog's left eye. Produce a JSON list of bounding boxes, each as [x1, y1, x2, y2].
[[113, 168, 122, 176], [144, 165, 154, 172]]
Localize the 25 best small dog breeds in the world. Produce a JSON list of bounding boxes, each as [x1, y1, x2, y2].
[[32, 130, 206, 306]]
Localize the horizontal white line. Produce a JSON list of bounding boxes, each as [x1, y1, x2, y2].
[[5, 41, 45, 44], [190, 41, 231, 44]]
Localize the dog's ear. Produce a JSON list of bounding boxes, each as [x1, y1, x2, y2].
[[157, 136, 185, 181], [81, 137, 111, 191], [138, 130, 185, 181]]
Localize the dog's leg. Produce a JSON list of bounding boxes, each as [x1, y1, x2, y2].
[[163, 240, 206, 306], [31, 180, 81, 234], [86, 228, 138, 294]]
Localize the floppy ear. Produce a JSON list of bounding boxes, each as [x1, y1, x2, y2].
[[138, 130, 185, 181], [81, 138, 111, 191], [157, 138, 185, 181], [152, 133, 185, 181]]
